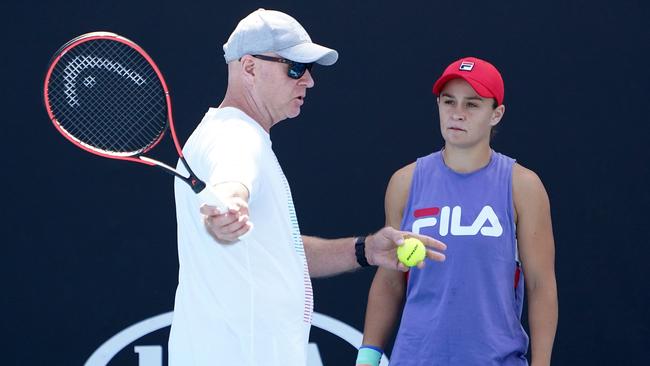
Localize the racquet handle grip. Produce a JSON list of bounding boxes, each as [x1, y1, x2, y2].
[[196, 184, 229, 212]]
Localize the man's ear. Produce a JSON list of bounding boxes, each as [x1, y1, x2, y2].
[[490, 104, 505, 126], [239, 55, 256, 85]]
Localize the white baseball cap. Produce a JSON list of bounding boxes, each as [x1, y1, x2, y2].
[[223, 8, 339, 65]]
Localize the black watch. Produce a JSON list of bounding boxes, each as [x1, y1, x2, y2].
[[355, 236, 371, 267]]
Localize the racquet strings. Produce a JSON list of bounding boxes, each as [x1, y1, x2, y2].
[[47, 39, 167, 156]]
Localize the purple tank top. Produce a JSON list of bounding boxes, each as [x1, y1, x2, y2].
[[390, 150, 529, 366]]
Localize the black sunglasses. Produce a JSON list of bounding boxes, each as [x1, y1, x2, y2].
[[251, 54, 314, 79]]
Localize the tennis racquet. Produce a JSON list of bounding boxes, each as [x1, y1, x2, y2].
[[43, 31, 227, 211]]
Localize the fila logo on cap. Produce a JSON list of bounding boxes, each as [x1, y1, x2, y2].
[[459, 61, 474, 71]]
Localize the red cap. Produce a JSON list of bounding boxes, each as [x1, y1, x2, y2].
[[432, 57, 504, 105]]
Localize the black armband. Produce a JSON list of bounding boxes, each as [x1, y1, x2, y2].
[[355, 236, 371, 267]]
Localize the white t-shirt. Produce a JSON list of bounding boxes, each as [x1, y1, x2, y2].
[[168, 107, 313, 366]]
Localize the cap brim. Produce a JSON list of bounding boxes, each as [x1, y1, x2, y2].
[[432, 73, 493, 100], [277, 42, 339, 65]]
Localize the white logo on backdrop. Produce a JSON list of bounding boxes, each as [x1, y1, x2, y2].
[[84, 311, 389, 366]]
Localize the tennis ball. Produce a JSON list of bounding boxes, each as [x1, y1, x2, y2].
[[397, 237, 426, 267]]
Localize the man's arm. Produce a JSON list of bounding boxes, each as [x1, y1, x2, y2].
[[302, 235, 364, 277], [303, 225, 445, 278], [357, 163, 415, 364], [513, 164, 558, 366]]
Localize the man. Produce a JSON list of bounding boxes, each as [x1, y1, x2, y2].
[[356, 57, 557, 366], [168, 9, 447, 366]]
